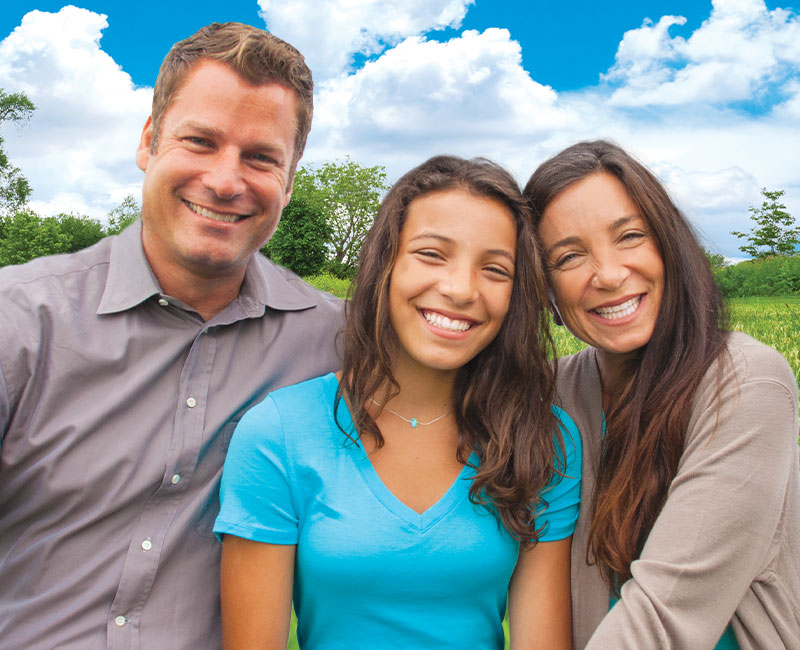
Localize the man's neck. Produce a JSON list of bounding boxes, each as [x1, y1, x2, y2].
[[148, 256, 247, 322]]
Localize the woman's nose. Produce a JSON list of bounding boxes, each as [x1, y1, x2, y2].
[[591, 254, 630, 290]]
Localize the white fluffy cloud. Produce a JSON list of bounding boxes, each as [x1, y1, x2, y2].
[[0, 6, 150, 220], [604, 0, 800, 107], [1, 2, 798, 257], [308, 28, 578, 170], [258, 0, 474, 79]]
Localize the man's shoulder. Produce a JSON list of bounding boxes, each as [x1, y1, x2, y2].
[[254, 255, 344, 315], [0, 237, 114, 297]]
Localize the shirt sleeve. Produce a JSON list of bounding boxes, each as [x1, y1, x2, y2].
[[213, 394, 299, 545], [536, 405, 583, 542], [585, 346, 799, 649]]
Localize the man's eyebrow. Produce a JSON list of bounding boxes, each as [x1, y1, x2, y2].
[[179, 121, 221, 138], [408, 232, 515, 262], [178, 121, 287, 153]]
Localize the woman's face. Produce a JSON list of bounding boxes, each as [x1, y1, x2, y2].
[[538, 172, 664, 359], [388, 188, 517, 377]]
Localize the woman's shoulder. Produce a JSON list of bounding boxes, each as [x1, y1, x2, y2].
[[720, 332, 796, 389], [235, 372, 344, 446]]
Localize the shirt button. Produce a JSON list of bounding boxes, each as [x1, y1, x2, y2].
[[186, 397, 197, 408], [171, 473, 181, 485], [141, 538, 152, 551], [114, 615, 126, 627], [158, 298, 169, 307]]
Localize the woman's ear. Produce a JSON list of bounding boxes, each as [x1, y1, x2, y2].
[[547, 288, 564, 327]]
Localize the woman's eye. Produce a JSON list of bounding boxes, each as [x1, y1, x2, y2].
[[552, 252, 578, 269], [621, 231, 645, 243], [416, 250, 443, 261]]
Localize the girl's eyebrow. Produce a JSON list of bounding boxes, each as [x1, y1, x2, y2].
[[408, 231, 515, 262]]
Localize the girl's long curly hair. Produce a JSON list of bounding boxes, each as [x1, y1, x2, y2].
[[524, 140, 728, 588], [337, 155, 564, 545]]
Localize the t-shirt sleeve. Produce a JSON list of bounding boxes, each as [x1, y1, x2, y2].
[[535, 405, 583, 542], [213, 394, 299, 545]]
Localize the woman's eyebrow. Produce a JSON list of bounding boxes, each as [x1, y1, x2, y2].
[[545, 235, 580, 256]]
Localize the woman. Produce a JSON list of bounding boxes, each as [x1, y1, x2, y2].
[[524, 140, 800, 650], [214, 155, 581, 649]]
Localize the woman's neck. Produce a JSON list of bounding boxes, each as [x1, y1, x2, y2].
[[595, 348, 636, 412]]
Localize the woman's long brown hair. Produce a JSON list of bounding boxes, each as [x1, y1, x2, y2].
[[524, 140, 729, 587], [336, 155, 566, 545]]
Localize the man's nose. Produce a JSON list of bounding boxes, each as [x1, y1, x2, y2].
[[202, 148, 246, 200]]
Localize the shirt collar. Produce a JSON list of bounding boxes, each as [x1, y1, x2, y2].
[[97, 220, 318, 316]]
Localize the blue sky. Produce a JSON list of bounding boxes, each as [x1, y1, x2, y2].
[[1, 1, 798, 258]]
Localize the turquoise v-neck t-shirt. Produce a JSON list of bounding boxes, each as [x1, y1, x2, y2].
[[215, 373, 582, 649]]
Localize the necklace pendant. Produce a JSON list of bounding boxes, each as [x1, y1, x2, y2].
[[410, 418, 419, 428]]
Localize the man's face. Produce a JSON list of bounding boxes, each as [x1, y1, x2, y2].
[[136, 59, 298, 283]]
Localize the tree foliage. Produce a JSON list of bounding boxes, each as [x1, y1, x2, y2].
[[106, 194, 141, 235], [262, 195, 329, 276], [714, 255, 800, 297], [703, 247, 728, 272], [0, 196, 142, 268], [0, 89, 35, 217], [732, 188, 800, 258], [292, 157, 388, 277], [0, 210, 70, 267]]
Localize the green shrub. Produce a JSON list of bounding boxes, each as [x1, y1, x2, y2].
[[714, 255, 800, 297], [303, 272, 351, 298]]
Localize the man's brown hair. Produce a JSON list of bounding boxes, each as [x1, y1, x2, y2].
[[150, 22, 313, 165]]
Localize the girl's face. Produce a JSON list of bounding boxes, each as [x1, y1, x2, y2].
[[388, 188, 516, 378], [537, 172, 664, 359]]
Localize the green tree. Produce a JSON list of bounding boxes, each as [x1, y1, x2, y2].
[[262, 196, 330, 276], [57, 213, 106, 252], [703, 247, 727, 272], [106, 194, 141, 235], [0, 89, 35, 217], [732, 188, 799, 258], [293, 157, 388, 277], [0, 210, 69, 267]]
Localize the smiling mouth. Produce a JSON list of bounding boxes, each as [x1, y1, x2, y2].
[[593, 295, 641, 320], [183, 199, 246, 223], [422, 310, 475, 332]]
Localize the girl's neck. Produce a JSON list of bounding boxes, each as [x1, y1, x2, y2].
[[378, 353, 456, 418]]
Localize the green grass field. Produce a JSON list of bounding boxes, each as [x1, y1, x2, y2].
[[285, 294, 799, 650]]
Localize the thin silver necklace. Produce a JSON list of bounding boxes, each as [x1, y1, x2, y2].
[[370, 398, 452, 429]]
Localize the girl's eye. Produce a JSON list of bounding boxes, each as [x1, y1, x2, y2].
[[486, 265, 512, 278], [416, 250, 443, 260]]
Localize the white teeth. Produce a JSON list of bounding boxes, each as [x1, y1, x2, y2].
[[594, 296, 641, 320], [184, 200, 242, 223], [423, 311, 472, 332]]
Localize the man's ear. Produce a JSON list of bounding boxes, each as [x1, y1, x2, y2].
[[136, 116, 154, 172], [283, 160, 299, 208]]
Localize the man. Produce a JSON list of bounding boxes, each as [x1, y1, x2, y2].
[[0, 23, 342, 649]]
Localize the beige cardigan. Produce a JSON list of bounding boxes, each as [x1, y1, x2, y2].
[[555, 332, 800, 649]]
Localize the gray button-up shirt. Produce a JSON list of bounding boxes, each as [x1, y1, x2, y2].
[[0, 221, 343, 649]]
